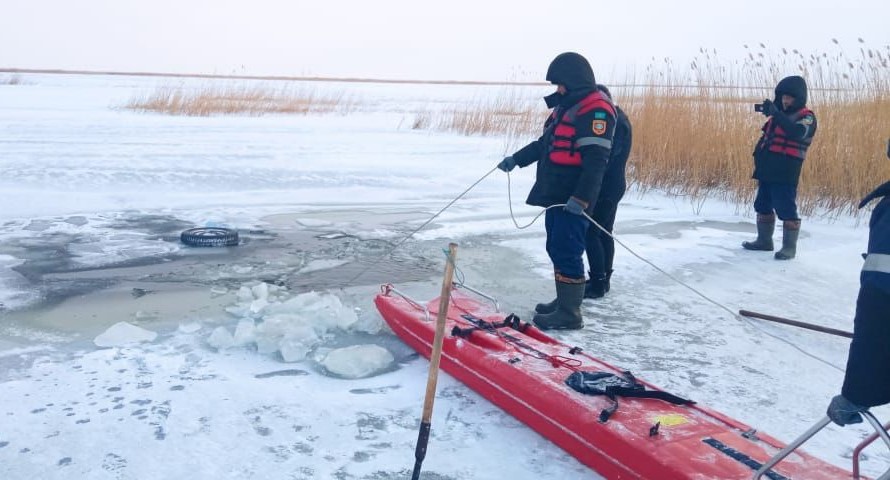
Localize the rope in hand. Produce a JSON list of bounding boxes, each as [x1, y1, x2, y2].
[[503, 172, 845, 373], [348, 161, 844, 373]]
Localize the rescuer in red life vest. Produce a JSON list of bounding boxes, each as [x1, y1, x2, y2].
[[497, 52, 616, 330], [742, 75, 818, 260]]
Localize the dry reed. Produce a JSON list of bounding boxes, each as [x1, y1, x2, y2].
[[1, 74, 25, 85], [423, 41, 890, 217], [119, 42, 889, 216], [623, 42, 890, 217], [411, 88, 546, 153], [124, 83, 360, 116]]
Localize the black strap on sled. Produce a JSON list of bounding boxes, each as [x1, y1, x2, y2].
[[451, 313, 528, 338], [565, 370, 695, 423], [453, 314, 580, 368]]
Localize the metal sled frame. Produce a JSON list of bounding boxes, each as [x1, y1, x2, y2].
[[381, 280, 500, 321], [752, 411, 890, 479], [451, 280, 500, 312]]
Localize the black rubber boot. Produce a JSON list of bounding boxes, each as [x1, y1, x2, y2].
[[584, 271, 607, 299], [535, 272, 559, 314], [534, 296, 558, 314], [604, 270, 613, 293], [742, 213, 775, 251], [774, 220, 800, 260], [533, 281, 585, 330]]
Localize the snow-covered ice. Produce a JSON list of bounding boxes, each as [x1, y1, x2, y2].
[[93, 322, 158, 348], [320, 345, 395, 379], [0, 73, 888, 479]]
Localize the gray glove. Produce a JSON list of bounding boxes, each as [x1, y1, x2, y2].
[[564, 197, 587, 216], [497, 156, 517, 172], [826, 394, 865, 426]]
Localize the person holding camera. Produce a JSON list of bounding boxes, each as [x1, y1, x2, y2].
[[826, 138, 890, 426], [497, 52, 616, 330], [743, 75, 817, 260], [582, 84, 633, 299]]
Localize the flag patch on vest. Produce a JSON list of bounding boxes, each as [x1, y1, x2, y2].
[[593, 111, 608, 120], [592, 119, 607, 135]]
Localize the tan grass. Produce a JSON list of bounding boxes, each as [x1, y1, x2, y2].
[[411, 87, 548, 153], [410, 110, 431, 130], [116, 42, 890, 216], [621, 41, 890, 217], [124, 83, 361, 116], [423, 42, 890, 216], [1, 74, 25, 85]]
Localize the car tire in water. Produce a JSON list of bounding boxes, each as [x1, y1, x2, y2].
[[180, 227, 240, 247]]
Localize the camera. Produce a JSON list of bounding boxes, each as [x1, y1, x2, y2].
[[754, 99, 773, 114]]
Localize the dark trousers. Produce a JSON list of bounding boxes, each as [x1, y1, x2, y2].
[[545, 208, 589, 280], [586, 199, 618, 276], [753, 181, 799, 221], [842, 285, 890, 407]]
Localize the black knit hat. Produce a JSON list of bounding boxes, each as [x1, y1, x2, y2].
[[775, 75, 808, 109], [546, 52, 596, 93]]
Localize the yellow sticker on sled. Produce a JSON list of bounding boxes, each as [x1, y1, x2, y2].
[[651, 414, 689, 427]]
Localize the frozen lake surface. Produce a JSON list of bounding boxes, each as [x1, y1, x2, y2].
[[0, 74, 887, 479]]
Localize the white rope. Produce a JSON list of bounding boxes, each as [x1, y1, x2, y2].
[[354, 163, 844, 373], [346, 166, 499, 285], [503, 171, 845, 373]]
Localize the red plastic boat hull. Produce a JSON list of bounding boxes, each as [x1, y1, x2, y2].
[[375, 287, 857, 479]]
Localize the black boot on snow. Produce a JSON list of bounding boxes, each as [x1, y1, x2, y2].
[[535, 297, 558, 315], [534, 281, 585, 330], [774, 220, 801, 260], [742, 213, 776, 251], [584, 271, 607, 299]]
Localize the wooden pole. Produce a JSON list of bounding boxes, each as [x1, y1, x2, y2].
[[411, 242, 458, 480], [738, 309, 853, 339]]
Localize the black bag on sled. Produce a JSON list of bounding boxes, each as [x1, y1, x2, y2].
[[565, 370, 695, 423]]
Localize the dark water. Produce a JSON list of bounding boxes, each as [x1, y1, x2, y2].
[[0, 211, 439, 313]]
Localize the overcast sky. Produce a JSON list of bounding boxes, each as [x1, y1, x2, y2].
[[1, 0, 887, 82]]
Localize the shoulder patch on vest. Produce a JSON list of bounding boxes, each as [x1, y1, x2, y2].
[[593, 111, 608, 120], [798, 116, 814, 125], [592, 119, 607, 135]]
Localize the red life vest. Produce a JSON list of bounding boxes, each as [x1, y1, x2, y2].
[[757, 108, 814, 159], [545, 91, 616, 166]]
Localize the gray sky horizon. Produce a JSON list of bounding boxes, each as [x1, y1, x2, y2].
[[2, 0, 888, 83]]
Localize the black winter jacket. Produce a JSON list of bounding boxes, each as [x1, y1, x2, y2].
[[509, 52, 615, 213], [842, 180, 890, 406], [753, 76, 817, 185], [511, 90, 615, 213], [600, 106, 632, 202]]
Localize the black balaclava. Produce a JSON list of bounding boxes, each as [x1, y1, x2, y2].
[[774, 75, 808, 112], [544, 52, 596, 108]]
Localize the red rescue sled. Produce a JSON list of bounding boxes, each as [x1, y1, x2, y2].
[[374, 284, 860, 479]]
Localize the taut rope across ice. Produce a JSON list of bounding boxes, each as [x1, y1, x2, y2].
[[352, 166, 845, 372]]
